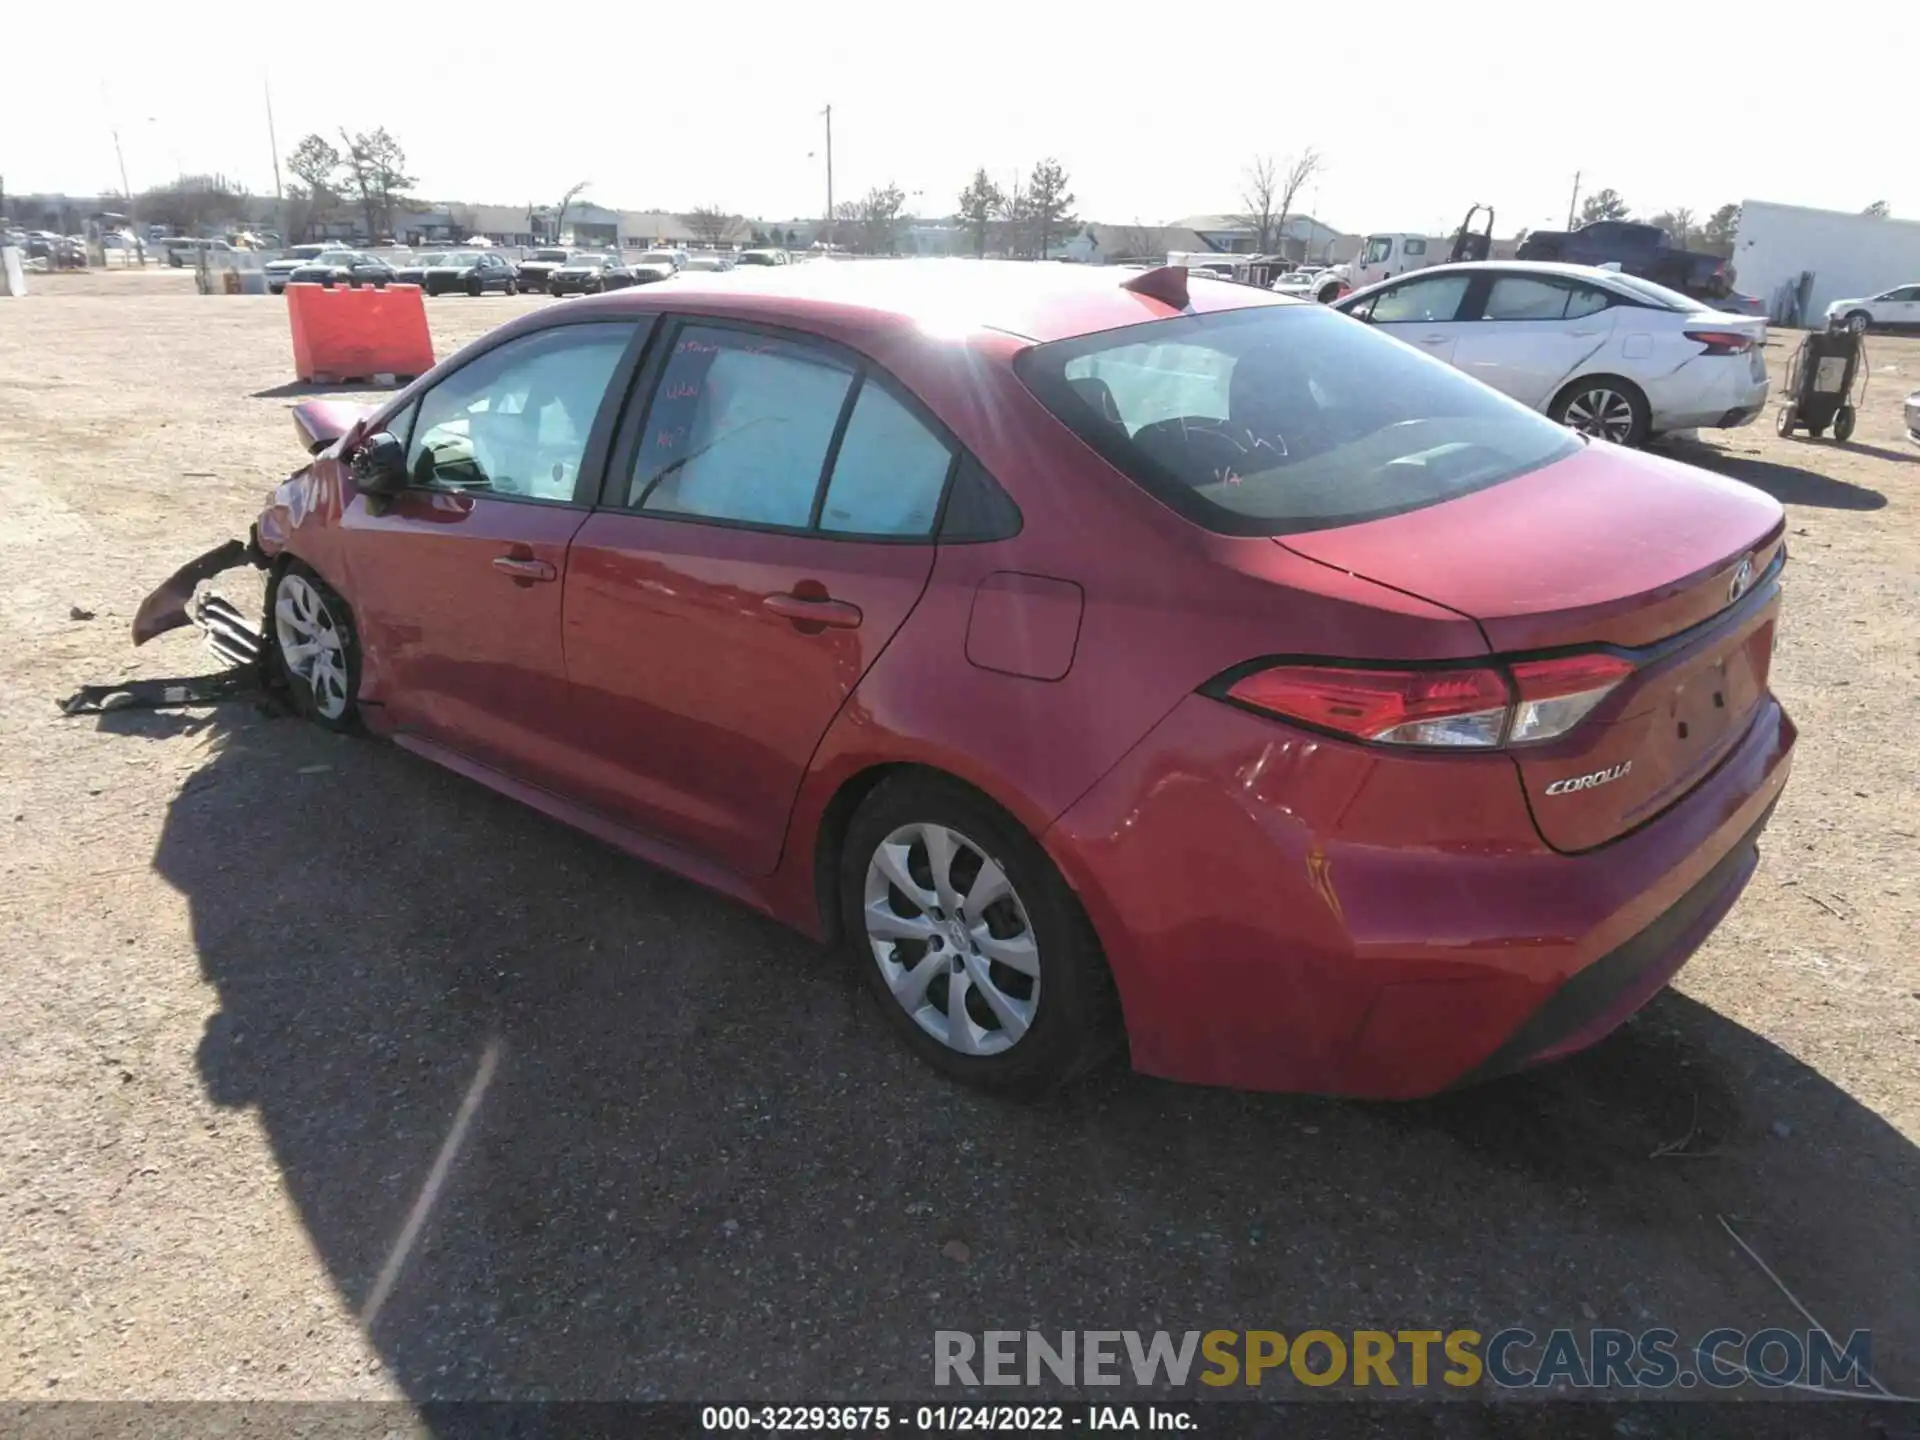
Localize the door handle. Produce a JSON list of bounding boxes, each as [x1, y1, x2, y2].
[[764, 591, 863, 629], [492, 555, 557, 582], [1419, 335, 1450, 343]]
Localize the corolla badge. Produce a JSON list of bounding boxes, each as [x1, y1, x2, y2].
[[1544, 761, 1632, 797], [1728, 556, 1755, 604]]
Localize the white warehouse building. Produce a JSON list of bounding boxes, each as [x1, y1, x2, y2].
[[1734, 199, 1920, 324]]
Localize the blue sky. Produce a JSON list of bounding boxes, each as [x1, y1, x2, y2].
[[14, 0, 1919, 236]]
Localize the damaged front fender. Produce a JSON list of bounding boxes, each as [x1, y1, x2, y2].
[[130, 535, 266, 645]]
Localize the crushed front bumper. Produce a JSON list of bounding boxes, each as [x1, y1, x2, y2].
[[131, 533, 267, 647]]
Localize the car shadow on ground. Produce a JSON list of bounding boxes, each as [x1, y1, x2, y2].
[[1658, 442, 1889, 511], [132, 706, 1919, 1407]]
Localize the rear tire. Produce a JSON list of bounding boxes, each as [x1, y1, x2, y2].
[[467, 277, 482, 297], [268, 561, 360, 732], [1833, 405, 1856, 442], [1550, 376, 1651, 447], [505, 279, 518, 296], [839, 774, 1120, 1095]]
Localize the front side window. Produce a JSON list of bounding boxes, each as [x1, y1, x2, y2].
[[1363, 236, 1393, 263], [629, 326, 854, 527], [1367, 274, 1471, 324], [1404, 238, 1427, 257], [1017, 304, 1580, 536], [405, 322, 635, 501]]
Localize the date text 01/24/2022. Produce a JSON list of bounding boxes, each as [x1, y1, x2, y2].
[[700, 1405, 1195, 1431]]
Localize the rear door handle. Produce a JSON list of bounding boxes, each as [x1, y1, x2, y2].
[[765, 591, 863, 629], [492, 555, 557, 582]]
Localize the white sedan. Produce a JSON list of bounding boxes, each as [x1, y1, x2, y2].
[[1333, 261, 1768, 446], [1825, 284, 1920, 333]]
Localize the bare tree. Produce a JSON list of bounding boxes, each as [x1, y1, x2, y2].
[[1271, 148, 1322, 261], [286, 135, 343, 240], [1579, 187, 1631, 224], [136, 174, 248, 237], [956, 167, 1004, 258], [857, 183, 905, 255], [1118, 220, 1169, 262], [555, 180, 590, 242], [1235, 155, 1279, 253], [1701, 203, 1740, 256], [1027, 158, 1076, 262], [338, 127, 414, 239], [996, 175, 1031, 259], [684, 206, 742, 248]]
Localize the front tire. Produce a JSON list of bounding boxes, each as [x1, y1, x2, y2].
[[467, 277, 482, 297], [505, 279, 518, 296], [1833, 405, 1856, 442], [269, 561, 360, 732], [1845, 311, 1871, 335], [1550, 376, 1651, 447], [839, 774, 1119, 1094], [1775, 403, 1797, 437]]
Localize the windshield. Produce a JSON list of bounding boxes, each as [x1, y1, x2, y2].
[[412, 253, 447, 266], [533, 249, 569, 262], [1364, 237, 1394, 263], [638, 252, 676, 264], [1016, 305, 1580, 536], [441, 252, 480, 266], [736, 251, 777, 265], [316, 252, 356, 264], [1603, 273, 1705, 312]]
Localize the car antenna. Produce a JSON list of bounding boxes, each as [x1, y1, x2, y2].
[[1121, 265, 1189, 309]]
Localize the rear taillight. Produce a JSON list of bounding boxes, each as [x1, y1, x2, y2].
[[1684, 329, 1754, 356], [1227, 665, 1509, 747], [1506, 653, 1636, 743], [1221, 653, 1634, 749]]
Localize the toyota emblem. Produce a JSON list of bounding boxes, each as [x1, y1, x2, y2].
[[1728, 556, 1754, 603]]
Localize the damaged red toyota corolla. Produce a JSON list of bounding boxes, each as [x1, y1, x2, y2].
[[134, 261, 1795, 1097]]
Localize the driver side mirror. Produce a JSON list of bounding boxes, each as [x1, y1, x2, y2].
[[350, 431, 408, 495]]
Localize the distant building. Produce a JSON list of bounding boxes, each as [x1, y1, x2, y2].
[[1735, 198, 1920, 321]]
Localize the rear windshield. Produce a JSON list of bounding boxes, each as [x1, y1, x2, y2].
[[1015, 305, 1580, 536], [1603, 272, 1704, 312]]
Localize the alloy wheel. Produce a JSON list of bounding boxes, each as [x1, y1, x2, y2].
[[273, 571, 350, 720], [1561, 387, 1637, 443], [863, 823, 1040, 1056]]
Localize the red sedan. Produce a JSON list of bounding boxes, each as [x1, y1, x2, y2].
[[136, 261, 1795, 1098]]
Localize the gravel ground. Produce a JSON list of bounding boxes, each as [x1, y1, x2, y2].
[[1, 271, 1916, 1408]]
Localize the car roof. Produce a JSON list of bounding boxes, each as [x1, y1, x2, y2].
[[586, 258, 1294, 343], [1343, 258, 1699, 301]]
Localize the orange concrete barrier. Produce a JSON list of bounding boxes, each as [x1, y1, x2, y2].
[[287, 283, 434, 384]]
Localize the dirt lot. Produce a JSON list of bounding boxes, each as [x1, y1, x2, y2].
[[2, 269, 1916, 1407]]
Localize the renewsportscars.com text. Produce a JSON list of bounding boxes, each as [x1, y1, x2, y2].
[[934, 1328, 1877, 1391]]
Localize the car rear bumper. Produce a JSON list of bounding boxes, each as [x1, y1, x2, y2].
[[1045, 691, 1795, 1097], [1650, 363, 1769, 434]]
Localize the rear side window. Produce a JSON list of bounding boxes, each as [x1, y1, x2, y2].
[[818, 381, 954, 536], [1482, 276, 1575, 320], [1016, 304, 1580, 536]]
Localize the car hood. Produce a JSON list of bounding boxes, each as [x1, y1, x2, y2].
[[1276, 440, 1784, 651], [1825, 297, 1866, 310]]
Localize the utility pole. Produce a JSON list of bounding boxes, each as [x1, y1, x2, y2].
[[265, 77, 286, 246], [821, 104, 833, 250], [1565, 170, 1581, 230]]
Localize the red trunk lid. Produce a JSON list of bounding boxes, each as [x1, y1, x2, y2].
[[1280, 443, 1786, 851]]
